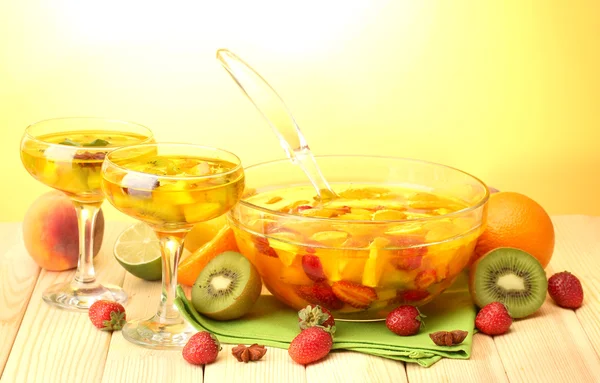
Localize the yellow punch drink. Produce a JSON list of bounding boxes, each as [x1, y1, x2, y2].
[[102, 143, 244, 348], [21, 130, 149, 203], [232, 185, 481, 320], [20, 117, 153, 310], [227, 155, 489, 321], [102, 155, 243, 229]]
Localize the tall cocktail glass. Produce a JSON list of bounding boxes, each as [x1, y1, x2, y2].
[[101, 143, 244, 348], [20, 117, 153, 310]]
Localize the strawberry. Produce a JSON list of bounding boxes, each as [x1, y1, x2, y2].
[[390, 235, 428, 258], [331, 281, 378, 309], [296, 205, 313, 213], [304, 246, 317, 254], [182, 331, 222, 365], [475, 302, 512, 336], [296, 283, 344, 310], [88, 300, 126, 331], [298, 304, 336, 332], [288, 327, 333, 365], [385, 305, 425, 336], [302, 255, 326, 282], [391, 255, 423, 271], [548, 271, 584, 309], [253, 236, 278, 258], [394, 289, 430, 303], [415, 269, 437, 290]]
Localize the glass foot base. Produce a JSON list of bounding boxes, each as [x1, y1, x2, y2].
[[122, 315, 196, 349], [42, 281, 127, 311]]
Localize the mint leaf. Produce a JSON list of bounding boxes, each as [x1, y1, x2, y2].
[[83, 139, 110, 147], [59, 139, 81, 146]]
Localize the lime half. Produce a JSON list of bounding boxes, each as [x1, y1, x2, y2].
[[114, 222, 162, 281]]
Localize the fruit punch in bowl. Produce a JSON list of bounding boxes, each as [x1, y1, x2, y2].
[[20, 117, 153, 310], [228, 155, 489, 321], [102, 143, 244, 348]]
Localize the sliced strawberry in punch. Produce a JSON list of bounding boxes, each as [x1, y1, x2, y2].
[[331, 281, 378, 309], [295, 283, 344, 311], [302, 255, 327, 282], [252, 236, 279, 258]]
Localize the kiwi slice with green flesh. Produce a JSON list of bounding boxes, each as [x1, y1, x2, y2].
[[469, 247, 548, 318], [191, 251, 262, 321]]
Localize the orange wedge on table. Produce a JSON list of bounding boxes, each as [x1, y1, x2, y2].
[[184, 215, 228, 253], [178, 225, 239, 286]]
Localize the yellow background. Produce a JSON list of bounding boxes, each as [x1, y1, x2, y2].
[[1, 1, 599, 222]]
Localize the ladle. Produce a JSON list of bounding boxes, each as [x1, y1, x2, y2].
[[216, 49, 338, 201]]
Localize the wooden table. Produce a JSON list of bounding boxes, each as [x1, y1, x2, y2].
[[1, 216, 599, 383]]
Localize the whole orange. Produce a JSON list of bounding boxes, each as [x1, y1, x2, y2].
[[473, 191, 555, 268]]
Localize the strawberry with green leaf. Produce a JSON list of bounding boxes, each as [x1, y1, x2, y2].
[[88, 300, 126, 331], [298, 304, 336, 333]]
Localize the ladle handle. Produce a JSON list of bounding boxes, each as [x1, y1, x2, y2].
[[216, 49, 337, 200]]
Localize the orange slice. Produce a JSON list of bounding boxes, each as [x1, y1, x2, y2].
[[178, 225, 239, 286], [184, 215, 228, 253]]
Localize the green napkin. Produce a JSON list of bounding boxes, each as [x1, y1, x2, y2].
[[175, 273, 476, 367]]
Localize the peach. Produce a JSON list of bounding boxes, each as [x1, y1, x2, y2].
[[22, 191, 105, 271]]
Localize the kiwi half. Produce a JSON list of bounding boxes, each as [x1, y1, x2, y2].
[[191, 251, 262, 320], [469, 247, 548, 318]]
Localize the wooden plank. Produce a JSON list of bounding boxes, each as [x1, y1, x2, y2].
[[101, 275, 200, 382], [407, 215, 600, 382], [0, 223, 41, 377], [2, 215, 599, 382], [306, 351, 406, 383], [488, 215, 600, 383], [204, 344, 305, 383], [406, 334, 508, 383], [1, 223, 127, 383], [103, 241, 302, 382], [181, 285, 304, 383], [550, 215, 600, 357], [493, 290, 600, 382]]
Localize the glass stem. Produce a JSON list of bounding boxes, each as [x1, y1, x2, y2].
[[155, 231, 187, 323], [73, 201, 102, 284]]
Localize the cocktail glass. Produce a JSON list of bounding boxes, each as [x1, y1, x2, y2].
[[20, 117, 153, 310], [101, 143, 244, 348]]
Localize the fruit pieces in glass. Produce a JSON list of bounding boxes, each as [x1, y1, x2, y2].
[[102, 145, 244, 348], [21, 130, 149, 203], [20, 118, 153, 311], [230, 185, 484, 320], [103, 155, 244, 229]]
